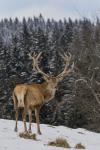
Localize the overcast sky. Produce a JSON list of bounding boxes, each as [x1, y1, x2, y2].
[[0, 0, 100, 21]]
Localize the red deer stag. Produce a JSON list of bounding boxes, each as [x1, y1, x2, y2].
[[13, 52, 74, 134]]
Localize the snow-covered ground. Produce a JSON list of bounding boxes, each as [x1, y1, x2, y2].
[[0, 119, 100, 150]]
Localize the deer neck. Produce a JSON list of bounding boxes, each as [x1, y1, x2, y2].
[[41, 81, 57, 102]]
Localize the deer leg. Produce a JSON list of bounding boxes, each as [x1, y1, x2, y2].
[[35, 106, 41, 135], [22, 109, 27, 133], [28, 109, 32, 133], [14, 109, 18, 132], [13, 92, 18, 132]]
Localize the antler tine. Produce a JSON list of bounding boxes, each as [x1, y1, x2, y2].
[[28, 52, 37, 61], [32, 52, 36, 58], [59, 52, 71, 63], [36, 52, 42, 60], [59, 53, 66, 62], [64, 52, 71, 62], [28, 52, 36, 71], [35, 55, 49, 78], [29, 52, 49, 78], [71, 62, 74, 70], [28, 53, 34, 60], [33, 52, 43, 71], [56, 52, 73, 79]]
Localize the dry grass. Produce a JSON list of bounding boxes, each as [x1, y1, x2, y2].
[[47, 125, 55, 128], [19, 132, 36, 140], [48, 137, 71, 148], [78, 132, 84, 134], [75, 143, 85, 149]]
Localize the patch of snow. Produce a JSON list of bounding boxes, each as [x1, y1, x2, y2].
[[0, 119, 100, 150]]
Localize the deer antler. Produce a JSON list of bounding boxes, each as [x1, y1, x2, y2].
[[28, 52, 49, 79], [29, 51, 74, 81], [56, 52, 74, 80]]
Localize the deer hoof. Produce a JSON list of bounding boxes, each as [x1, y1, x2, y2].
[[28, 129, 32, 133], [38, 131, 42, 135], [14, 128, 18, 132]]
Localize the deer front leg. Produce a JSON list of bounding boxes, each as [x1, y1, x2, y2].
[[22, 109, 27, 133], [14, 109, 18, 132], [35, 106, 41, 135], [28, 109, 32, 133]]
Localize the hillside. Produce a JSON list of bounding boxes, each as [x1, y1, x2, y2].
[[0, 16, 100, 132], [0, 119, 100, 150]]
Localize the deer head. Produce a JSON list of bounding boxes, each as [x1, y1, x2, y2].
[[29, 51, 74, 88]]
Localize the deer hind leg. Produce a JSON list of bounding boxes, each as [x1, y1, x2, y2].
[[13, 92, 18, 132], [35, 106, 41, 135], [28, 109, 32, 133], [22, 109, 27, 133], [14, 109, 18, 132]]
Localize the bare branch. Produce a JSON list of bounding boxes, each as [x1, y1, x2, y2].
[[75, 78, 100, 105]]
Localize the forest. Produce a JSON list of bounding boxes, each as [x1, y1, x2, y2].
[[0, 14, 100, 132]]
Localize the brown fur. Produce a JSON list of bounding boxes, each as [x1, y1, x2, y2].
[[13, 52, 73, 134], [13, 77, 59, 134]]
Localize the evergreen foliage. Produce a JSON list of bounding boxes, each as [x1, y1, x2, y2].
[[0, 15, 100, 132]]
